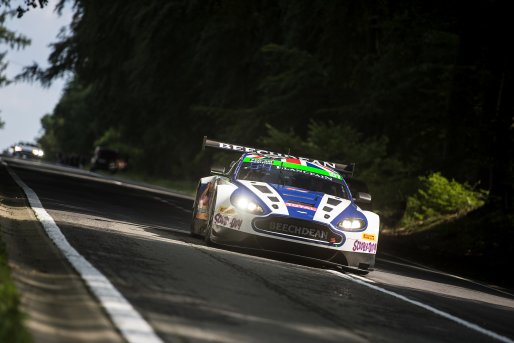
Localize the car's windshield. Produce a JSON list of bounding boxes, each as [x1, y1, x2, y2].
[[17, 142, 38, 147], [237, 160, 349, 199]]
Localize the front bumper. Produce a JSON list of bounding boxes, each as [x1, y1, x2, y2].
[[210, 224, 375, 271]]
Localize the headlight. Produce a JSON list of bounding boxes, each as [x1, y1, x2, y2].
[[234, 196, 264, 214], [14, 146, 22, 152], [32, 149, 44, 157], [337, 218, 365, 231]]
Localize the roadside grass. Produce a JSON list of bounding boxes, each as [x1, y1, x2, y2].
[[376, 171, 514, 287], [0, 237, 31, 343], [398, 172, 487, 230], [0, 162, 31, 342], [380, 205, 514, 288]]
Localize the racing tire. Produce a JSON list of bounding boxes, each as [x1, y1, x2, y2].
[[204, 191, 217, 246], [190, 203, 203, 238], [190, 183, 203, 238], [339, 265, 369, 276]]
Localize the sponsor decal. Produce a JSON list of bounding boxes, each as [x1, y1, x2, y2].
[[214, 213, 243, 230], [242, 157, 342, 180], [204, 138, 354, 176], [278, 166, 337, 181], [352, 240, 377, 253], [223, 146, 338, 169], [269, 221, 328, 240], [218, 206, 236, 215], [248, 158, 273, 165], [362, 233, 376, 241], [249, 162, 273, 172], [196, 181, 214, 220], [285, 202, 317, 211]]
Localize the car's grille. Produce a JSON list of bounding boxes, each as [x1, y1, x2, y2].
[[253, 217, 343, 244]]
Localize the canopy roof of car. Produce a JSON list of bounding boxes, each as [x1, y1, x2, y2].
[[15, 142, 38, 147]]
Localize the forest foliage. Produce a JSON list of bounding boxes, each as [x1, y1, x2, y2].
[[401, 172, 487, 226], [11, 0, 514, 224]]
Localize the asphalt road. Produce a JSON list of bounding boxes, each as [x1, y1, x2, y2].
[[3, 158, 514, 343]]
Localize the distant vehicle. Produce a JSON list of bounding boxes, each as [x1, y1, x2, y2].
[[190, 137, 380, 274], [7, 142, 44, 159], [90, 147, 128, 173]]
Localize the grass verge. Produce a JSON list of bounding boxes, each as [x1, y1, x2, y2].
[[380, 205, 514, 289], [0, 236, 31, 343]]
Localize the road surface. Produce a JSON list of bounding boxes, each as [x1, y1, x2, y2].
[[1, 157, 513, 343]]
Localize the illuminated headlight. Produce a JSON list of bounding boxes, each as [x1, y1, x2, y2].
[[337, 218, 365, 231], [32, 149, 44, 157], [234, 196, 264, 214], [14, 146, 22, 152]]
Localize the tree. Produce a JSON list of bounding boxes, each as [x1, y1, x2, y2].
[[1, 1, 38, 126], [28, 0, 511, 217]]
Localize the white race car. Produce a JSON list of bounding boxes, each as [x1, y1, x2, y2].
[[7, 142, 44, 159], [191, 137, 380, 273]]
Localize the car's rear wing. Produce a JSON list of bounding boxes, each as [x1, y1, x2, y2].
[[202, 136, 355, 176]]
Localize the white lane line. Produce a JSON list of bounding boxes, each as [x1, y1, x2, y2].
[[348, 273, 376, 283], [7, 166, 163, 343], [328, 270, 514, 343]]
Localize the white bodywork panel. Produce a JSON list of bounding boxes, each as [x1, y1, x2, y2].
[[202, 176, 380, 255]]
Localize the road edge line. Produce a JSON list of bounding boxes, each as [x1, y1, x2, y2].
[[328, 270, 513, 343], [377, 254, 514, 297], [6, 165, 164, 343]]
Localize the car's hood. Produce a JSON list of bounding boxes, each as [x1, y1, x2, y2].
[[268, 184, 323, 221], [237, 180, 356, 224]]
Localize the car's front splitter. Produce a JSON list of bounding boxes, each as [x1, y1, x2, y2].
[[210, 225, 375, 271]]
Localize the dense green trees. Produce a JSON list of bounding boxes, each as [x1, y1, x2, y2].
[[26, 0, 513, 221]]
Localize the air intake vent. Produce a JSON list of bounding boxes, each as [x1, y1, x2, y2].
[[254, 185, 272, 194], [326, 198, 341, 206], [288, 200, 314, 207]]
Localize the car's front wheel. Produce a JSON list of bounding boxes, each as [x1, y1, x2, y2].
[[204, 192, 217, 246], [190, 203, 204, 238]]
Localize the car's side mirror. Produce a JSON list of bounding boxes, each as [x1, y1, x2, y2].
[[210, 167, 226, 176], [354, 192, 372, 204]]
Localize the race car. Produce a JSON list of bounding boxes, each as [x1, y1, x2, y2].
[[190, 137, 380, 273]]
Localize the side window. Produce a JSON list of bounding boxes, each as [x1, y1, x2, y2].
[[226, 159, 238, 177]]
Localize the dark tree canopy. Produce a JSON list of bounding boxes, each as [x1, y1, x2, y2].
[[23, 0, 514, 218]]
